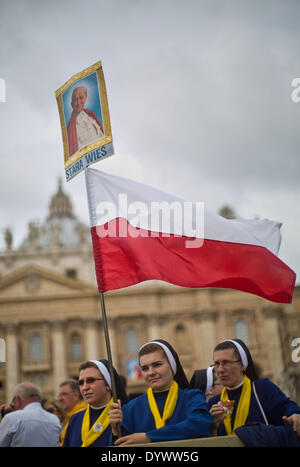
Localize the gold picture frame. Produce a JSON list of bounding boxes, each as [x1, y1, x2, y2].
[[55, 61, 114, 181]]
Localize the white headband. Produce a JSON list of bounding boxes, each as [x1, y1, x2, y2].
[[139, 340, 177, 375], [221, 340, 248, 369], [205, 366, 214, 395], [89, 360, 111, 389]]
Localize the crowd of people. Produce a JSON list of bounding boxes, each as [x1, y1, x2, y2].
[[0, 338, 299, 447]]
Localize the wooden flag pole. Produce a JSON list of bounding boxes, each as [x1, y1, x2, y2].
[[99, 292, 118, 402], [99, 291, 122, 438], [85, 170, 121, 437]]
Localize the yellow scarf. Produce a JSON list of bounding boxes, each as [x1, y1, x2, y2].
[[81, 398, 113, 447], [221, 375, 251, 435], [147, 380, 179, 429], [60, 400, 86, 445]]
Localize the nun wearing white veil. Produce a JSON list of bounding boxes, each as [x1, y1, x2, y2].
[[109, 339, 213, 445], [208, 339, 300, 437], [63, 359, 128, 447], [190, 366, 223, 400]]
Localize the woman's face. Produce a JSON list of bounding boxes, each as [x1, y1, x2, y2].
[[78, 367, 111, 406], [213, 348, 244, 388], [139, 350, 174, 392], [207, 374, 223, 399]]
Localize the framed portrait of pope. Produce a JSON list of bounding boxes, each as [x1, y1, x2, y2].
[[55, 61, 114, 181]]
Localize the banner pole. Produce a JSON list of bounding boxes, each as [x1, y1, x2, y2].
[[85, 169, 118, 402], [99, 291, 122, 438], [85, 170, 121, 436], [99, 292, 118, 402]]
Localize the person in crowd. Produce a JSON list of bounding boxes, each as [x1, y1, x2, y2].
[[190, 366, 223, 400], [42, 398, 64, 425], [58, 379, 86, 445], [109, 339, 213, 445], [207, 339, 300, 437], [0, 382, 61, 447], [63, 359, 128, 447]]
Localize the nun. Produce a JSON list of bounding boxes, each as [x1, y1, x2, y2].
[[190, 366, 223, 400], [207, 339, 300, 437], [109, 339, 213, 445], [63, 359, 128, 447]]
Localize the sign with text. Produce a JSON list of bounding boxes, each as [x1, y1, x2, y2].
[[55, 61, 114, 181]]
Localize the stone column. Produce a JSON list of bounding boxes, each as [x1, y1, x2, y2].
[[193, 310, 217, 369], [191, 313, 203, 367], [263, 307, 284, 383], [147, 316, 160, 341], [51, 321, 67, 389], [85, 318, 100, 360], [5, 323, 19, 402]]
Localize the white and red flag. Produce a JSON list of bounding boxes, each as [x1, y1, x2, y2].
[[85, 168, 296, 303]]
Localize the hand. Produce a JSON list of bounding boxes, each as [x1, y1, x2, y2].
[[108, 399, 122, 436], [209, 402, 226, 424], [282, 414, 300, 436], [114, 433, 150, 446]]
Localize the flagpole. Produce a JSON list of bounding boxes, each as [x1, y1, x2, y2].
[[99, 292, 118, 402], [99, 291, 122, 438], [85, 169, 121, 437], [85, 168, 118, 402]]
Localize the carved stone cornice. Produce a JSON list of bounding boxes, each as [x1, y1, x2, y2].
[[84, 316, 100, 327], [197, 309, 218, 322], [262, 306, 282, 319], [3, 322, 19, 334], [50, 320, 66, 331]]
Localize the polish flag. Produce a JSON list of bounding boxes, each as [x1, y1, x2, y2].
[[85, 168, 296, 303]]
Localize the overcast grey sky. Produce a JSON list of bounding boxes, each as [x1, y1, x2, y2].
[[0, 0, 299, 284]]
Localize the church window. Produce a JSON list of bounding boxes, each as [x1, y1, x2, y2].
[[29, 333, 44, 363], [174, 323, 189, 353], [234, 319, 250, 346], [125, 328, 139, 355], [70, 333, 82, 361]]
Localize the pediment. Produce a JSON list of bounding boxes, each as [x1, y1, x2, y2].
[[0, 264, 96, 300]]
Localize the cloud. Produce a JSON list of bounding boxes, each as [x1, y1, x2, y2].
[[0, 0, 299, 283]]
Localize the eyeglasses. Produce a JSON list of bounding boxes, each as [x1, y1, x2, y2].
[[214, 360, 241, 369], [78, 377, 104, 386]]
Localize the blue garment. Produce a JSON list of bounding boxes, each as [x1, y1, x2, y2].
[[63, 406, 112, 447], [207, 378, 300, 436], [121, 388, 212, 442], [235, 423, 300, 447], [0, 402, 61, 447]]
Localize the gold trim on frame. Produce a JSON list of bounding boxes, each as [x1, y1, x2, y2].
[[55, 61, 113, 169]]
